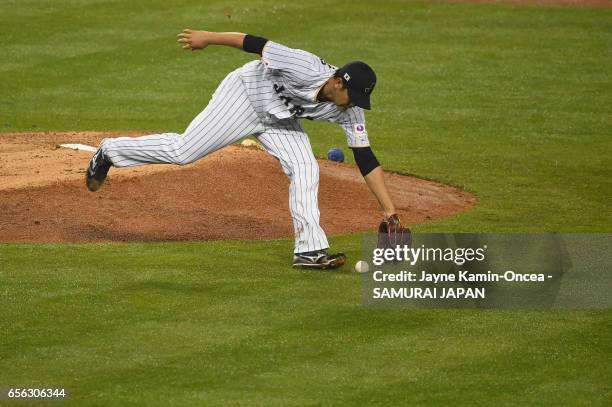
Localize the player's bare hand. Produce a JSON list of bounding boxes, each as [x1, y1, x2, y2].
[[177, 29, 210, 51]]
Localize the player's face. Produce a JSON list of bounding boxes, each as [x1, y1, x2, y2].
[[332, 78, 354, 109]]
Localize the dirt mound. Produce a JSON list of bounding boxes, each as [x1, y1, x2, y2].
[[0, 132, 475, 243]]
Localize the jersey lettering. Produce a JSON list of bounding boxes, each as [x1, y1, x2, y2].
[[320, 58, 337, 70], [274, 82, 305, 116]]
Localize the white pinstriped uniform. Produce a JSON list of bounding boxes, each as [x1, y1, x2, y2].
[[101, 41, 370, 253]]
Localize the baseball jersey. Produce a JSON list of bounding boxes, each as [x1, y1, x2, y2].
[[240, 41, 370, 148]]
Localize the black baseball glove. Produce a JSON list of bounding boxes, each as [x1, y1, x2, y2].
[[377, 214, 412, 250]]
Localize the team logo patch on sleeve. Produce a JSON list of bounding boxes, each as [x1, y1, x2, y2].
[[354, 124, 366, 134]]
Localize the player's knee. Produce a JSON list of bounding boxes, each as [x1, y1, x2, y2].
[[172, 153, 195, 166], [304, 160, 319, 175], [168, 137, 196, 166], [290, 161, 319, 187]]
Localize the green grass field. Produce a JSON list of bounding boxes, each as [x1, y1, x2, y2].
[[1, 0, 611, 405]]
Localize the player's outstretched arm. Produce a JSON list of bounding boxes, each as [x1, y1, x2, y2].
[[177, 29, 246, 51], [363, 166, 397, 219], [351, 147, 397, 219]]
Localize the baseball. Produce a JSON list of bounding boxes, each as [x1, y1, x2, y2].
[[354, 260, 369, 274]]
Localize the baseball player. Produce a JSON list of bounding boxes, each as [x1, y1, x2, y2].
[[86, 29, 406, 269]]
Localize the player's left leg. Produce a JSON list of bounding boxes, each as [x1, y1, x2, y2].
[[257, 120, 346, 269], [101, 68, 263, 167], [86, 68, 264, 191]]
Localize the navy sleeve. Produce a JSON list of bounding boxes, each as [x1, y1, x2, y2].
[[351, 146, 380, 176], [243, 34, 268, 55]]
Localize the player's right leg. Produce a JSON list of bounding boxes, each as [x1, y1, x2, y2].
[[86, 68, 264, 191], [257, 121, 346, 270]]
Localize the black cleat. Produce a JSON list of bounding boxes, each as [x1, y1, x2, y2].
[[85, 147, 112, 192], [292, 250, 347, 270]]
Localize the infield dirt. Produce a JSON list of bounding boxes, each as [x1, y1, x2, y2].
[[0, 132, 475, 243]]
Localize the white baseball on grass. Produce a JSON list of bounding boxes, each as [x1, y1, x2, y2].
[[354, 260, 369, 274]]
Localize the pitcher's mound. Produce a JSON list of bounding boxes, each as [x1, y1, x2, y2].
[[0, 132, 476, 243]]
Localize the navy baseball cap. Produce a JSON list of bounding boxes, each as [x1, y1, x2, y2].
[[335, 61, 377, 110]]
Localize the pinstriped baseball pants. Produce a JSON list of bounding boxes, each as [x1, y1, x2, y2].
[[101, 68, 329, 253]]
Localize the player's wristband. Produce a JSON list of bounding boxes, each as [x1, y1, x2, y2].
[[243, 34, 268, 55], [351, 146, 380, 176]]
